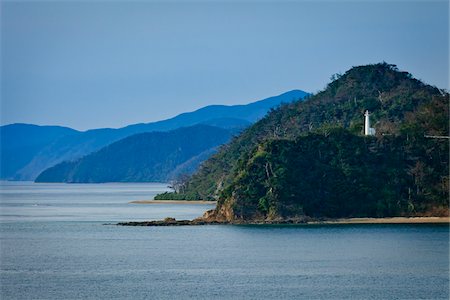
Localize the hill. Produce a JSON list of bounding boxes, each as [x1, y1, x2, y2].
[[0, 124, 79, 179], [160, 63, 449, 221], [35, 125, 234, 183], [2, 90, 307, 180]]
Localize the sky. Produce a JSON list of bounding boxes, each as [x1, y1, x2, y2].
[[1, 0, 448, 131]]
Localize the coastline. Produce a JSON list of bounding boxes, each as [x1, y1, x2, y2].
[[117, 216, 450, 226], [308, 217, 450, 224], [130, 200, 217, 205]]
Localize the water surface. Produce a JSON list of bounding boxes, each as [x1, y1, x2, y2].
[[1, 182, 448, 299]]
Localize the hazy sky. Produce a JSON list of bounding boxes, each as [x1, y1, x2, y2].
[[1, 0, 448, 130]]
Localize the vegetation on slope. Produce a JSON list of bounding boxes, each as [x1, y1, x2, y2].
[[220, 121, 448, 220]]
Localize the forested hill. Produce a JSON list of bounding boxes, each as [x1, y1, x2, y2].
[[35, 125, 233, 183], [160, 63, 449, 221]]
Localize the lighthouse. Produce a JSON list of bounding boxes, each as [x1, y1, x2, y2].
[[364, 110, 376, 136]]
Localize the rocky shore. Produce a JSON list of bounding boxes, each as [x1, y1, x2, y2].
[[117, 217, 227, 226], [117, 211, 313, 226], [116, 210, 450, 226]]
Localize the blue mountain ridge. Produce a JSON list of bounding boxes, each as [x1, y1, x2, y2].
[[1, 90, 308, 180], [35, 125, 234, 183], [0, 124, 79, 179]]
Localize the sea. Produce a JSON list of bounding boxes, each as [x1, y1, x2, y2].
[[0, 181, 448, 299]]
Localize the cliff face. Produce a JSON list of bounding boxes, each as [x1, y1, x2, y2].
[[178, 63, 449, 221]]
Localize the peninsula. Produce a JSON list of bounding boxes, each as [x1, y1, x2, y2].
[[119, 63, 449, 226]]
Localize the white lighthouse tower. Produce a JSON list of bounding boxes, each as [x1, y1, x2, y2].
[[364, 110, 376, 136]]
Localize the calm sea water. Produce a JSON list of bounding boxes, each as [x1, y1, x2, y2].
[[0, 182, 448, 299]]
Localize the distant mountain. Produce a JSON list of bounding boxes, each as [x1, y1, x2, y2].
[[35, 125, 233, 183], [115, 90, 308, 134], [0, 124, 79, 179], [200, 118, 251, 129], [1, 90, 307, 180]]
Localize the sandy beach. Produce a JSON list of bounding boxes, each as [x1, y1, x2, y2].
[[130, 200, 217, 205], [308, 217, 450, 224]]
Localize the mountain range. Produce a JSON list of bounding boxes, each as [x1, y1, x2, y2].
[[35, 125, 234, 183], [1, 90, 307, 181], [0, 124, 78, 180]]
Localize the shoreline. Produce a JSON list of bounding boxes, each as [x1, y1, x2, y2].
[[308, 217, 450, 224], [130, 200, 217, 205], [117, 216, 450, 226]]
